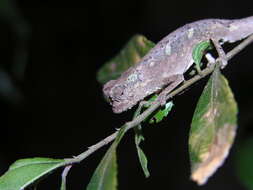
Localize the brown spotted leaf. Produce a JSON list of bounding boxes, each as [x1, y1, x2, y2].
[[96, 34, 155, 84], [189, 67, 238, 185]]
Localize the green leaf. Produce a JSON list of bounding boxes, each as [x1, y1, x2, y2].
[[134, 126, 150, 178], [0, 157, 66, 190], [149, 101, 174, 124], [189, 67, 238, 185], [192, 40, 213, 72], [97, 34, 155, 84], [235, 138, 253, 190], [87, 126, 127, 190]]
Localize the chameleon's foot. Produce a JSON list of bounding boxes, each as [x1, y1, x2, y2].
[[189, 70, 196, 76], [156, 74, 184, 106], [211, 39, 228, 68], [194, 64, 203, 76]]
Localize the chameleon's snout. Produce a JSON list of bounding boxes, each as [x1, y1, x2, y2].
[[103, 79, 115, 95], [103, 80, 123, 101], [103, 80, 127, 113], [103, 80, 139, 113]]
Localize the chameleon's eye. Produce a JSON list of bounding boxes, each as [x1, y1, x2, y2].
[[219, 38, 225, 44]]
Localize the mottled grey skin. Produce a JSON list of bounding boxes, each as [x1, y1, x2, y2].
[[104, 16, 253, 113]]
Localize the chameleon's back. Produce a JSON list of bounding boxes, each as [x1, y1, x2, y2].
[[103, 16, 253, 113], [139, 16, 253, 74], [223, 16, 253, 42], [138, 18, 227, 75]]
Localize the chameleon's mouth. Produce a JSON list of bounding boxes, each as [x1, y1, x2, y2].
[[111, 100, 130, 113], [111, 98, 137, 113]]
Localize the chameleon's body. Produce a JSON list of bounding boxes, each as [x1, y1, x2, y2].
[[104, 16, 253, 113]]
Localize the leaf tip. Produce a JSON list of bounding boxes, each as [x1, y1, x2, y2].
[[190, 124, 236, 185]]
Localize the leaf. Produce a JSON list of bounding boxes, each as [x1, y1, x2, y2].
[[0, 157, 66, 190], [189, 67, 238, 185], [149, 101, 174, 124], [86, 126, 127, 190], [192, 40, 213, 72], [97, 34, 155, 84], [131, 95, 172, 177], [134, 126, 150, 177], [235, 138, 253, 190], [132, 102, 150, 177]]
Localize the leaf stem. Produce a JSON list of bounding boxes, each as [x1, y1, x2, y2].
[[61, 165, 72, 190], [64, 34, 253, 166]]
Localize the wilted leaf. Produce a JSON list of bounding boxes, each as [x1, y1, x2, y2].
[[235, 138, 253, 190], [87, 126, 127, 190], [0, 157, 66, 190], [149, 101, 174, 124], [97, 34, 155, 84], [189, 67, 238, 185], [135, 126, 150, 177]]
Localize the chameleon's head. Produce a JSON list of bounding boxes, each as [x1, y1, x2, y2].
[[103, 66, 162, 113]]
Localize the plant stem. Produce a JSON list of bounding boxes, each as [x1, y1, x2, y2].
[[65, 34, 253, 165], [61, 165, 72, 190]]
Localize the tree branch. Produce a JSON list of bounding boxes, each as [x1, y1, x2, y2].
[[65, 34, 253, 165]]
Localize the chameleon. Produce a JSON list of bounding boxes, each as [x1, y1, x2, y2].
[[103, 16, 253, 113]]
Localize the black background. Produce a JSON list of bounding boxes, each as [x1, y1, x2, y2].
[[0, 0, 253, 189]]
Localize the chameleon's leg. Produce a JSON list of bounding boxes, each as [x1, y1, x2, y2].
[[157, 74, 184, 105], [133, 100, 149, 119], [195, 63, 202, 75], [132, 101, 146, 132], [211, 39, 228, 68]]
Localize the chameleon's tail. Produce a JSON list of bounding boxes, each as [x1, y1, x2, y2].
[[226, 16, 253, 43]]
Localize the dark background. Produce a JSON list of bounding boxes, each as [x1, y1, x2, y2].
[[0, 0, 253, 189]]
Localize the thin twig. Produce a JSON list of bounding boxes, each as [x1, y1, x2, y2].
[[61, 165, 72, 190], [65, 34, 253, 165], [65, 132, 118, 164]]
